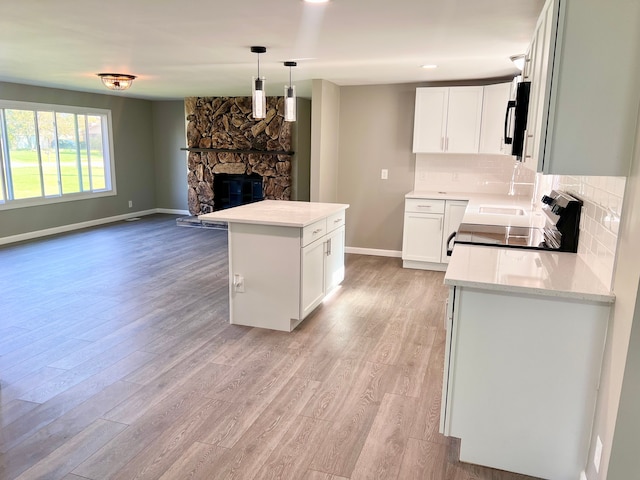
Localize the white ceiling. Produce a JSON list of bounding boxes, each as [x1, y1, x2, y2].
[[0, 0, 544, 100]]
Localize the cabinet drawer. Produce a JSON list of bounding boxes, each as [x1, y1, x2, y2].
[[302, 219, 327, 247], [326, 210, 346, 233], [405, 198, 445, 214]]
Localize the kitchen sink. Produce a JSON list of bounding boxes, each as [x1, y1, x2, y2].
[[478, 206, 526, 216]]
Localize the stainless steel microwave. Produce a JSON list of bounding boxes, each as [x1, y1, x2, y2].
[[504, 80, 531, 160]]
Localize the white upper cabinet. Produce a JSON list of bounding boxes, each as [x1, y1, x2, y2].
[[479, 82, 513, 155], [413, 86, 484, 154], [524, 0, 640, 175], [413, 88, 448, 153]]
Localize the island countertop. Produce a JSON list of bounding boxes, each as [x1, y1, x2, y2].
[[199, 200, 349, 228]]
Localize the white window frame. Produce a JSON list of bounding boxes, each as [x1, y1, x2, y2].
[[0, 99, 117, 210]]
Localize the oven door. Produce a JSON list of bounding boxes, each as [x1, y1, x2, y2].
[[446, 231, 457, 257]]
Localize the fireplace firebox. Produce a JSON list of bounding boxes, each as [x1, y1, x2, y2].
[[213, 173, 264, 211]]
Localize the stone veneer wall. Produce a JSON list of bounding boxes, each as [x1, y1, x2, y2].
[[184, 96, 293, 215]]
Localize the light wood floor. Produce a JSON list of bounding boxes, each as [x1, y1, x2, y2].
[[0, 214, 541, 480]]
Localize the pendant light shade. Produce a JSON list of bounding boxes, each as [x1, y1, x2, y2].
[[284, 61, 297, 122], [251, 46, 267, 119], [97, 73, 136, 91]]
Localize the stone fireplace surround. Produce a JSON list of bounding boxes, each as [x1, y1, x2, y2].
[[185, 96, 293, 215]]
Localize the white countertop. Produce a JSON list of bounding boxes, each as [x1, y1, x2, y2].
[[406, 190, 545, 228], [199, 200, 349, 228], [405, 190, 614, 303], [444, 245, 614, 303]]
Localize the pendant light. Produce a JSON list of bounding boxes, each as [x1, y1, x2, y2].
[[251, 46, 267, 119], [284, 61, 297, 122], [97, 73, 136, 91]]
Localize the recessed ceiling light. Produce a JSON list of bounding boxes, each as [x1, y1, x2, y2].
[[304, 0, 330, 3], [421, 64, 438, 69], [510, 54, 526, 71]]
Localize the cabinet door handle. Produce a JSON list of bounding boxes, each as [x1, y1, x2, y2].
[[417, 205, 432, 209], [313, 228, 322, 234], [439, 217, 443, 231], [333, 218, 342, 224], [327, 238, 332, 256]]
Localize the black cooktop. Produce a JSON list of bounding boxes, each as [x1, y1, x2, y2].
[[455, 223, 551, 250]]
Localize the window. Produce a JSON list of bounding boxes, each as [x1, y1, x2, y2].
[[0, 100, 116, 208]]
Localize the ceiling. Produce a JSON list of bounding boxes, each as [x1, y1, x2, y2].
[[0, 0, 544, 101]]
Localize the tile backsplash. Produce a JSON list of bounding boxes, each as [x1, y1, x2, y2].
[[414, 154, 535, 198], [536, 174, 626, 289]]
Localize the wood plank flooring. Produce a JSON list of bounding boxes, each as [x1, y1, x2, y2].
[[0, 214, 541, 480]]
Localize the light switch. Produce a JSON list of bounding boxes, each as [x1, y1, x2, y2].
[[381, 169, 388, 180]]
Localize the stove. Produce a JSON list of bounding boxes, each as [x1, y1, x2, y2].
[[450, 190, 583, 253], [455, 223, 548, 250]]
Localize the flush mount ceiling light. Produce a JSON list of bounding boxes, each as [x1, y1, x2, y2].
[[284, 61, 297, 122], [97, 73, 136, 91], [251, 46, 267, 119], [304, 0, 330, 3], [510, 54, 526, 71], [421, 64, 438, 69]]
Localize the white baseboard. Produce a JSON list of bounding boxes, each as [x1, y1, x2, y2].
[[345, 247, 402, 258], [402, 259, 447, 271], [156, 208, 190, 215], [0, 208, 158, 246]]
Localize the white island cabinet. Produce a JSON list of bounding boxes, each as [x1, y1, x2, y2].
[[442, 245, 614, 480], [200, 200, 348, 332]]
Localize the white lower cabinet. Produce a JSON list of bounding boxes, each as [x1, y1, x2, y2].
[[402, 198, 468, 270], [301, 223, 345, 318], [441, 285, 610, 480], [301, 236, 327, 319], [402, 212, 443, 263], [324, 225, 346, 292]]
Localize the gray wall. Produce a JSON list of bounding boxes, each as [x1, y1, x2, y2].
[[608, 280, 640, 478], [337, 83, 418, 252], [311, 79, 341, 203], [152, 100, 188, 210], [0, 81, 157, 238], [292, 98, 311, 201], [590, 98, 640, 479]]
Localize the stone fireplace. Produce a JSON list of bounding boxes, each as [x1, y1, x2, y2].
[[184, 96, 295, 215], [213, 173, 263, 211]]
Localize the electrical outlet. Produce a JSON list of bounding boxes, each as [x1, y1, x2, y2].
[[381, 169, 388, 180], [233, 274, 245, 293], [594, 435, 603, 473], [128, 200, 133, 208]]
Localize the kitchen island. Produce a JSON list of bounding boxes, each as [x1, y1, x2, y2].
[[199, 200, 349, 332]]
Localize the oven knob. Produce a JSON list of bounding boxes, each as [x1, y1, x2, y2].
[[541, 195, 554, 205], [552, 204, 565, 215]]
